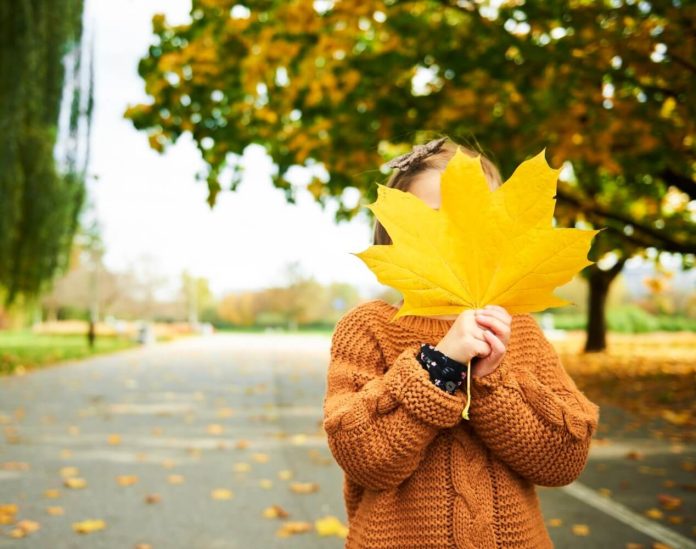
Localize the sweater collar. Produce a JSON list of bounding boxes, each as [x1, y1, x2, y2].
[[373, 299, 457, 335]]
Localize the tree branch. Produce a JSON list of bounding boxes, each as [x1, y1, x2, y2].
[[556, 185, 696, 254]]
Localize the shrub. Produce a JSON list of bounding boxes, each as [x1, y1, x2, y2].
[[607, 305, 659, 333]]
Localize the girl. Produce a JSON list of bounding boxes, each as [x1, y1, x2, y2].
[[322, 136, 600, 549]]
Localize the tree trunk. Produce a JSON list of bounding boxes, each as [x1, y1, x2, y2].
[[87, 318, 96, 349], [584, 258, 626, 352]]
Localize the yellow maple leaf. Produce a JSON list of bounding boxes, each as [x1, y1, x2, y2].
[[353, 147, 603, 418], [354, 148, 601, 316]]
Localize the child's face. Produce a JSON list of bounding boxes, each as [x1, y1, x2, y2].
[[407, 169, 442, 210]]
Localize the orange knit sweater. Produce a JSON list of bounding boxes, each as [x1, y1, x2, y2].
[[322, 299, 600, 549]]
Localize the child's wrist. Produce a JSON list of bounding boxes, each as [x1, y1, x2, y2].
[[416, 343, 467, 394]]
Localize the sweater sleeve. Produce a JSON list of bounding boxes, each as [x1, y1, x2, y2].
[[467, 314, 600, 487], [322, 310, 468, 491]]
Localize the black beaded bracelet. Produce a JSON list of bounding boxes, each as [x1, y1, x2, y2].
[[416, 343, 468, 395]]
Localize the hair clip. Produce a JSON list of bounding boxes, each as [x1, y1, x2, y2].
[[384, 137, 448, 171]]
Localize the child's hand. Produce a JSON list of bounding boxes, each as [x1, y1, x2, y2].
[[435, 309, 491, 365], [470, 305, 512, 378]]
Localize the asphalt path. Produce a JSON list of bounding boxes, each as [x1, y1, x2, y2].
[[0, 333, 693, 548]]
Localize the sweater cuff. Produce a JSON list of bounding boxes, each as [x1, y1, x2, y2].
[[384, 343, 467, 429], [469, 350, 519, 398]]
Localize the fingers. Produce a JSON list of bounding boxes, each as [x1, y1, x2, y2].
[[478, 305, 511, 324], [482, 329, 505, 354], [471, 338, 491, 358], [474, 312, 508, 338], [462, 311, 488, 340]]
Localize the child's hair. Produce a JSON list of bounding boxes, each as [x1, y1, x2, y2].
[[373, 136, 504, 246]]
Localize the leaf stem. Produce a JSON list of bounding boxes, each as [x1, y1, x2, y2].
[[462, 358, 472, 420]]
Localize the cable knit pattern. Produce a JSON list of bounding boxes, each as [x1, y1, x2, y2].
[[323, 299, 600, 548]]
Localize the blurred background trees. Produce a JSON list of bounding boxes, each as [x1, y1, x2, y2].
[[1, 1, 693, 352], [0, 1, 93, 308], [124, 0, 695, 350]]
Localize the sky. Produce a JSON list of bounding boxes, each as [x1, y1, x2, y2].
[[82, 0, 693, 304], [85, 0, 378, 301]]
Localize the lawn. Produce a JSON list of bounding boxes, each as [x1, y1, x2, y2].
[[0, 331, 137, 375]]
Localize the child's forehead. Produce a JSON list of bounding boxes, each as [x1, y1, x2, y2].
[[407, 169, 443, 209]]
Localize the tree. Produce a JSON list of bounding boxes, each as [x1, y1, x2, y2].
[[0, 0, 94, 308], [125, 0, 695, 350], [180, 271, 214, 324]]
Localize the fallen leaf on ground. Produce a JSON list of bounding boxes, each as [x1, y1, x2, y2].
[[681, 460, 695, 472], [660, 410, 689, 425], [315, 515, 348, 538], [107, 434, 121, 445], [72, 519, 106, 534], [63, 477, 87, 489], [211, 488, 234, 500], [656, 494, 682, 510], [571, 524, 590, 536], [60, 466, 79, 478], [207, 423, 224, 435], [644, 508, 663, 520], [8, 519, 40, 538], [116, 475, 138, 486], [276, 521, 312, 537], [0, 503, 18, 524], [290, 481, 319, 494], [262, 505, 290, 519], [233, 462, 251, 473]]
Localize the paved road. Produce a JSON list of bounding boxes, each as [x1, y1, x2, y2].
[[0, 333, 694, 548]]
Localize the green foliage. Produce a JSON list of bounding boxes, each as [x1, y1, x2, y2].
[[656, 314, 696, 332], [607, 304, 660, 333], [124, 1, 695, 270], [0, 0, 92, 307]]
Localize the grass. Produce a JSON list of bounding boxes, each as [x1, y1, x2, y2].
[[546, 306, 696, 332], [0, 331, 137, 375]]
